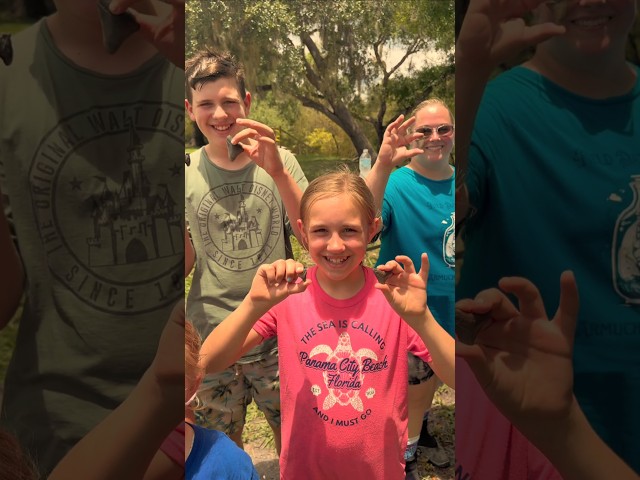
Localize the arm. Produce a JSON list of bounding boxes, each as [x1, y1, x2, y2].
[[184, 223, 194, 278], [375, 253, 455, 389], [199, 259, 309, 374], [0, 191, 24, 329], [455, 0, 566, 224], [365, 114, 423, 214], [49, 300, 185, 480], [232, 119, 304, 242], [457, 273, 638, 480]]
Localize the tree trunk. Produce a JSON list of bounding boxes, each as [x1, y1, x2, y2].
[[331, 102, 375, 160]]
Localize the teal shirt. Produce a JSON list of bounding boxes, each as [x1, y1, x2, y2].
[[459, 65, 640, 471], [376, 167, 455, 336]]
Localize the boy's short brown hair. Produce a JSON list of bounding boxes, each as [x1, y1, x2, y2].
[[185, 49, 247, 102]]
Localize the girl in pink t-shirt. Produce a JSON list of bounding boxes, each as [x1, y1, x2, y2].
[[200, 168, 454, 480]]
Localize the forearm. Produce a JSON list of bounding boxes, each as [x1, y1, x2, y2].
[[272, 170, 303, 242], [200, 296, 269, 373], [49, 371, 182, 480], [527, 399, 638, 480], [0, 204, 24, 329], [408, 309, 455, 389], [365, 160, 394, 215], [184, 226, 194, 278], [454, 40, 494, 221]]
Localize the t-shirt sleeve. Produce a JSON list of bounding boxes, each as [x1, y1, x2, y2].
[[252, 308, 278, 340], [407, 326, 432, 364], [159, 421, 185, 467]]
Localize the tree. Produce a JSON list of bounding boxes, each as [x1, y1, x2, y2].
[[186, 0, 454, 159]]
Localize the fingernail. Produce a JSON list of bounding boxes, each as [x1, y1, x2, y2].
[[109, 2, 123, 14]]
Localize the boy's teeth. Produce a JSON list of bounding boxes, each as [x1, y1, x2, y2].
[[573, 17, 609, 27]]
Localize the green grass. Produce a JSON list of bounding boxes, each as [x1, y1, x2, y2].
[[0, 23, 30, 34]]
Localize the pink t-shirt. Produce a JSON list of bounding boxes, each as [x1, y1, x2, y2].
[[455, 360, 562, 480], [252, 266, 431, 480]]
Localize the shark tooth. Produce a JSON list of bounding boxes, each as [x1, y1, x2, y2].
[[455, 309, 491, 345], [372, 268, 391, 284], [0, 34, 13, 66], [185, 153, 191, 166], [226, 136, 244, 161], [97, 0, 140, 54]]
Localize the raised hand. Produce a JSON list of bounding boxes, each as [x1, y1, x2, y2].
[[148, 299, 186, 394], [248, 259, 310, 310], [109, 0, 185, 68], [374, 253, 429, 322], [456, 271, 579, 438], [457, 0, 566, 72], [377, 115, 425, 168], [231, 119, 287, 178]]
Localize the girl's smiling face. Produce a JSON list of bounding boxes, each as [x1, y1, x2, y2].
[[299, 193, 379, 288]]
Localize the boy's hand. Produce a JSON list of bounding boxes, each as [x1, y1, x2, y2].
[[375, 254, 429, 321], [456, 271, 579, 441], [248, 259, 310, 310], [231, 119, 287, 178], [376, 115, 425, 170], [457, 0, 565, 72], [110, 0, 185, 68]]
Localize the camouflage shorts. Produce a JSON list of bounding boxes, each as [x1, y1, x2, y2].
[[408, 352, 435, 385], [195, 353, 281, 434]]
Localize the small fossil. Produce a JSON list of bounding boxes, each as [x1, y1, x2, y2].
[[372, 268, 391, 284], [0, 34, 13, 66], [226, 136, 244, 161], [299, 267, 307, 282], [455, 309, 491, 345], [97, 0, 140, 54], [185, 153, 191, 166]]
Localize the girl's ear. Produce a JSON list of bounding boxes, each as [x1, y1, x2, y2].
[[297, 219, 309, 250], [368, 218, 381, 242]]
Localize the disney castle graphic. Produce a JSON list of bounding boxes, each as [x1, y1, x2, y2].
[[220, 194, 264, 252], [86, 124, 182, 267]]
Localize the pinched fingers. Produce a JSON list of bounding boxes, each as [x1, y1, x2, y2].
[[231, 128, 276, 147], [554, 270, 579, 344], [235, 118, 277, 139]]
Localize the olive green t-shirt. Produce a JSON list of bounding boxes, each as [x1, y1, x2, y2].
[[0, 20, 184, 474], [185, 147, 308, 362]]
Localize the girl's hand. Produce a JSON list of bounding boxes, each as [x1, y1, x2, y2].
[[377, 115, 424, 169], [248, 259, 310, 310], [456, 271, 579, 442], [457, 0, 565, 72], [148, 299, 186, 399], [375, 253, 429, 321], [109, 0, 185, 68], [231, 119, 287, 179]]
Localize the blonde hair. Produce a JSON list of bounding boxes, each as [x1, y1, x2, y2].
[[185, 321, 203, 409], [410, 98, 454, 128], [300, 166, 378, 228]]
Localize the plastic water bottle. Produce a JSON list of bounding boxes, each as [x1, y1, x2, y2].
[[359, 149, 371, 179]]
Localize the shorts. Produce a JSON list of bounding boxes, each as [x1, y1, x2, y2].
[[195, 353, 281, 434], [408, 352, 435, 385]]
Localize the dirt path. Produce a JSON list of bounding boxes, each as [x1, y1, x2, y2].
[[243, 385, 455, 480]]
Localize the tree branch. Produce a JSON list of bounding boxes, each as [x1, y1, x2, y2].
[[291, 93, 341, 126]]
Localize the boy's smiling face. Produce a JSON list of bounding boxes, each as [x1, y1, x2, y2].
[[185, 77, 251, 147], [535, 0, 636, 57]]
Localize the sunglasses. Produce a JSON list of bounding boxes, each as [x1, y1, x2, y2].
[[416, 124, 454, 138]]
